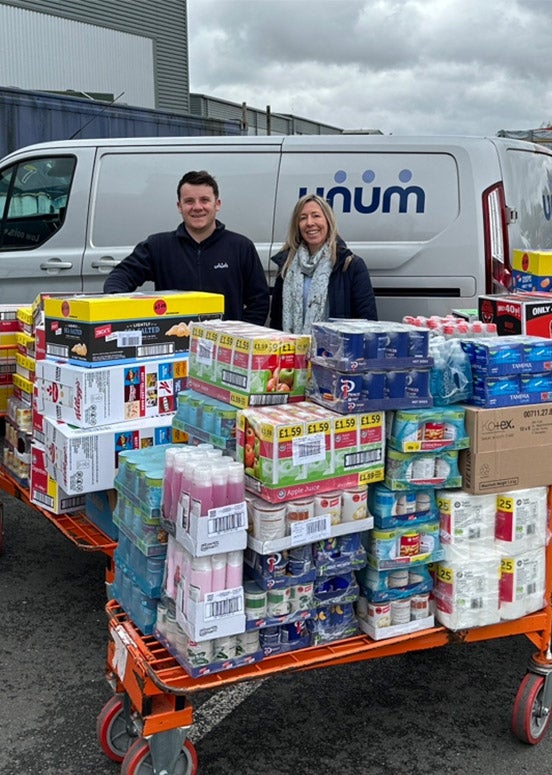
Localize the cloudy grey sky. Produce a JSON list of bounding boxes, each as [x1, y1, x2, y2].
[[187, 0, 551, 136]]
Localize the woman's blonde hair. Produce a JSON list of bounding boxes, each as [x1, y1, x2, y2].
[[281, 194, 338, 276]]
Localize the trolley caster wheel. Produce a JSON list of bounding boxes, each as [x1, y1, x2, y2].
[[96, 694, 137, 762], [121, 737, 198, 775], [512, 672, 552, 744]]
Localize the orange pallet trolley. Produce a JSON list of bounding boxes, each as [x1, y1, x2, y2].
[[0, 468, 117, 579], [99, 515, 552, 775]]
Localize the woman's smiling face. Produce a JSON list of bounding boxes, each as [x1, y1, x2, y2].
[[298, 200, 329, 253]]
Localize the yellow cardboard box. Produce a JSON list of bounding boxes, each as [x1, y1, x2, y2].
[[44, 291, 224, 366], [512, 249, 552, 276]]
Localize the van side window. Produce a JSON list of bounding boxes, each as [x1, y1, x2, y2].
[[0, 156, 76, 250]]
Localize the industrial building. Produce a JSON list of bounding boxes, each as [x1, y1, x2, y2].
[[0, 0, 342, 140]]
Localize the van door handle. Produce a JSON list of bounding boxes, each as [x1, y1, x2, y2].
[[91, 256, 121, 270], [40, 259, 73, 270]]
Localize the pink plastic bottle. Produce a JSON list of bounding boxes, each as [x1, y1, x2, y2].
[[211, 553, 227, 592], [190, 555, 212, 601], [226, 461, 245, 506], [211, 463, 229, 509], [169, 451, 190, 523], [190, 464, 214, 517], [225, 550, 244, 589]]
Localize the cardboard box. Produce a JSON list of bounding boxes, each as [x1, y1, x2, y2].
[[176, 582, 246, 642], [459, 403, 552, 493], [511, 269, 552, 293], [188, 320, 310, 405], [37, 356, 188, 427], [176, 504, 248, 557], [512, 249, 552, 275], [237, 401, 385, 501], [44, 291, 224, 366], [44, 414, 175, 495], [30, 442, 85, 514], [478, 293, 552, 337]]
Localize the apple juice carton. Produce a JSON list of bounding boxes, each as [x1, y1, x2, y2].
[[188, 320, 310, 404], [237, 402, 385, 500]]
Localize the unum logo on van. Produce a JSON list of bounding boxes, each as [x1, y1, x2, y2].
[[299, 169, 425, 213]]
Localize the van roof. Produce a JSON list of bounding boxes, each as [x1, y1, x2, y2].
[[3, 133, 551, 158]]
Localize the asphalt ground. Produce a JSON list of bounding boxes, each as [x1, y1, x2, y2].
[[3, 489, 552, 775]]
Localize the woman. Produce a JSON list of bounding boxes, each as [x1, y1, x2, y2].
[[269, 193, 377, 333]]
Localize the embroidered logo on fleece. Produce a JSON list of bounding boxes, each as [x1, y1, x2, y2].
[[213, 262, 229, 269]]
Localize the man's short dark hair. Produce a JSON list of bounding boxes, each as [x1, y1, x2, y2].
[[177, 170, 219, 199]]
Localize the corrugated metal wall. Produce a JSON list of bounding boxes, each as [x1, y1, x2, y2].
[[0, 0, 189, 113], [0, 6, 156, 109], [0, 86, 240, 159], [189, 94, 343, 136]]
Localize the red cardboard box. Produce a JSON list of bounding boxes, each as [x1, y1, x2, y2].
[[479, 293, 552, 337]]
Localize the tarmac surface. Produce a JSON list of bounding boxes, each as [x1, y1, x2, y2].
[[3, 488, 552, 774]]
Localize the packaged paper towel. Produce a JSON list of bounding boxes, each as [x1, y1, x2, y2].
[[433, 558, 500, 630], [495, 487, 548, 555], [437, 489, 497, 562], [500, 547, 546, 620]]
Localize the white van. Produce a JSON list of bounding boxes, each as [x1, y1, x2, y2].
[[1, 134, 552, 321]]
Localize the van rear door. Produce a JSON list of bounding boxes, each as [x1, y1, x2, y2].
[[83, 140, 282, 292], [0, 147, 95, 303], [497, 139, 552, 260]]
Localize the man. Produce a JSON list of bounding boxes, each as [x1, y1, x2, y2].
[[103, 170, 270, 324]]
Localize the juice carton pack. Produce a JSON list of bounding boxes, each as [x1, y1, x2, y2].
[[188, 320, 310, 405], [237, 401, 385, 501]]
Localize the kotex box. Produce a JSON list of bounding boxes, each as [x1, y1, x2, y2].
[[44, 291, 224, 366], [459, 403, 552, 493], [236, 401, 385, 502], [30, 441, 85, 514], [36, 356, 188, 427], [188, 319, 310, 406], [43, 414, 175, 495]]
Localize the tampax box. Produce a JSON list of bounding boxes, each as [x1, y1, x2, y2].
[[237, 401, 385, 502], [459, 403, 552, 493], [188, 319, 310, 406], [44, 414, 175, 495], [44, 291, 224, 366], [478, 293, 552, 337], [36, 356, 188, 427]]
